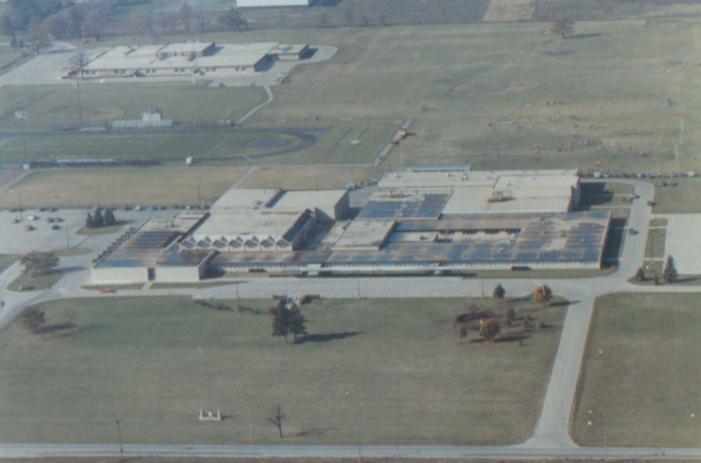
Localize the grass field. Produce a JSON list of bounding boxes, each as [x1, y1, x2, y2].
[[652, 177, 701, 213], [5, 17, 699, 175], [241, 165, 387, 190], [0, 167, 247, 209], [573, 293, 701, 447], [0, 297, 565, 446], [0, 84, 266, 130], [644, 229, 666, 259], [0, 254, 17, 274], [52, 248, 91, 257], [241, 19, 701, 175], [6, 271, 62, 291]]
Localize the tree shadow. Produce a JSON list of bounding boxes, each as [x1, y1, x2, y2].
[[39, 322, 77, 335], [548, 300, 571, 308], [572, 33, 602, 39], [676, 276, 701, 284], [494, 333, 530, 343], [296, 332, 362, 344]]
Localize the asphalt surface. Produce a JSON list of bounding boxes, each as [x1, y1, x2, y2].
[[1, 179, 700, 458]]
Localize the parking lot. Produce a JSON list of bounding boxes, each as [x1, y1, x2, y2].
[[0, 207, 185, 256]]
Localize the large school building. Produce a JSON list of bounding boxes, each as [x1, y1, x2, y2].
[[90, 169, 611, 284]]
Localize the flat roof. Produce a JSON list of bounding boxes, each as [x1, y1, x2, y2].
[[327, 211, 611, 266], [85, 42, 283, 71], [96, 212, 208, 268], [273, 44, 308, 54], [211, 188, 282, 211], [378, 169, 578, 191], [273, 190, 347, 215], [159, 42, 215, 53], [442, 188, 572, 215], [192, 209, 306, 242], [334, 220, 395, 250]]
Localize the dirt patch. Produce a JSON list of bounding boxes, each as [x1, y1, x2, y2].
[[45, 106, 124, 122], [505, 81, 540, 93], [483, 0, 535, 22]]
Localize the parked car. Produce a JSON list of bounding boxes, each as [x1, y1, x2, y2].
[[628, 229, 638, 235], [51, 224, 60, 230], [121, 205, 130, 211], [47, 207, 57, 212], [134, 205, 142, 211]]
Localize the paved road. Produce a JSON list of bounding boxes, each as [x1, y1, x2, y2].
[[1, 179, 699, 458]]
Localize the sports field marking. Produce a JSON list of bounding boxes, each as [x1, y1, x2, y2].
[[205, 133, 232, 157]]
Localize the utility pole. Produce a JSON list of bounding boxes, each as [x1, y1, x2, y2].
[[115, 419, 123, 461], [75, 81, 83, 128], [356, 278, 361, 299], [65, 226, 70, 250]]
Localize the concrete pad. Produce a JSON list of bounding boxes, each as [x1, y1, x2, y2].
[[660, 214, 701, 274]]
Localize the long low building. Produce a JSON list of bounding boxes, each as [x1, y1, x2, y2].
[[236, 0, 310, 7], [74, 41, 310, 79], [89, 169, 611, 284]]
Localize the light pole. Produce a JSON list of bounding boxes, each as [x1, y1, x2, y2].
[[75, 81, 83, 128], [356, 278, 361, 299], [115, 419, 123, 460], [18, 192, 22, 221], [248, 411, 252, 445], [235, 272, 240, 300]]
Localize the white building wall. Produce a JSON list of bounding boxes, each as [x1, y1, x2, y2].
[[156, 266, 203, 283], [91, 267, 149, 284]]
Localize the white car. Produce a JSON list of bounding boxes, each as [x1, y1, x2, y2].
[[134, 205, 142, 211]]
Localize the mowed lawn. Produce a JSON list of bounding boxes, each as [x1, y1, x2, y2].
[[240, 19, 701, 175], [0, 254, 17, 274], [0, 167, 247, 209], [0, 297, 566, 446], [573, 293, 701, 447], [0, 84, 266, 130]]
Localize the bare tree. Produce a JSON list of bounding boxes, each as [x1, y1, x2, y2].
[[533, 284, 554, 308], [70, 50, 88, 79], [318, 12, 328, 28], [178, 2, 193, 33], [196, 10, 209, 33], [159, 14, 177, 35], [550, 15, 575, 39], [457, 326, 468, 345], [44, 13, 70, 39], [341, 6, 353, 27], [28, 19, 48, 53], [268, 405, 285, 438], [479, 319, 501, 342]]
